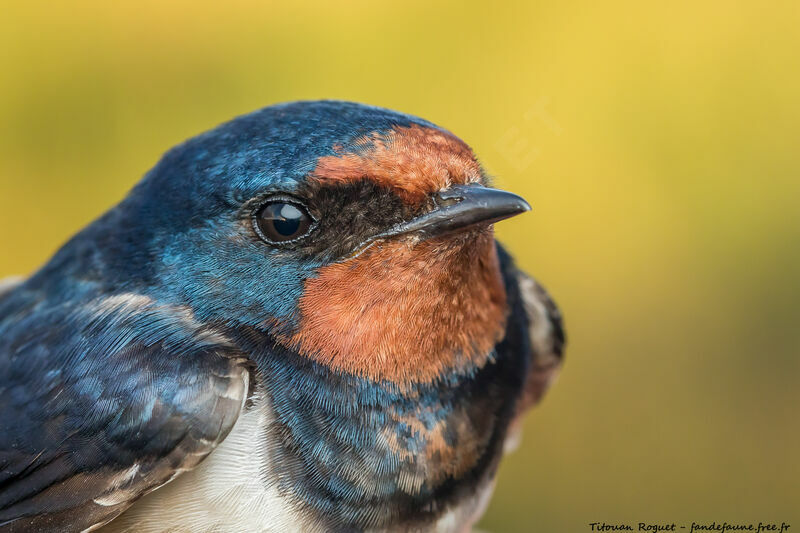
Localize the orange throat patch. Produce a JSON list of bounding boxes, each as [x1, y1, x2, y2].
[[283, 231, 508, 385]]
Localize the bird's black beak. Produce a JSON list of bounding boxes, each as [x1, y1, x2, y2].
[[377, 184, 531, 240]]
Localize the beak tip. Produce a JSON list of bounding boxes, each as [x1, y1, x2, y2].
[[499, 193, 531, 219]]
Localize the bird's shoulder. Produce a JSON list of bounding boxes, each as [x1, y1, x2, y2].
[[0, 289, 250, 532], [0, 277, 24, 300]]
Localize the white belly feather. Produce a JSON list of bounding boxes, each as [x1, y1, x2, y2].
[[102, 401, 319, 533]]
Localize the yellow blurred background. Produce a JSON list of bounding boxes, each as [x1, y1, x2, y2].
[[1, 1, 798, 531]]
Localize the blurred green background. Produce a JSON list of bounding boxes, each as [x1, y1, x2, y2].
[[1, 1, 798, 531]]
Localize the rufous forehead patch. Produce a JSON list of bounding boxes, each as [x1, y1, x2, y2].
[[310, 124, 484, 203]]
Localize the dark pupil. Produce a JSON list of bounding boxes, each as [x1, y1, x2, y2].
[[258, 202, 310, 242], [273, 210, 300, 236]]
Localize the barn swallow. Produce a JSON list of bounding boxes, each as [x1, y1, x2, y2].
[[0, 101, 564, 532]]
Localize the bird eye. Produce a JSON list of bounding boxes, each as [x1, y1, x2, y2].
[[254, 201, 313, 243]]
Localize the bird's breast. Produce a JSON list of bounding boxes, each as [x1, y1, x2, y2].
[[104, 386, 502, 533], [234, 338, 515, 532]]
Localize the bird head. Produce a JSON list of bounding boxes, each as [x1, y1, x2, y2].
[[109, 101, 530, 386]]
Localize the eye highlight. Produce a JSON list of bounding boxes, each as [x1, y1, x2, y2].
[[254, 200, 314, 244]]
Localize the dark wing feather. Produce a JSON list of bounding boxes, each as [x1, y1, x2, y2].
[[0, 293, 249, 532], [514, 269, 565, 410], [495, 244, 565, 441]]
